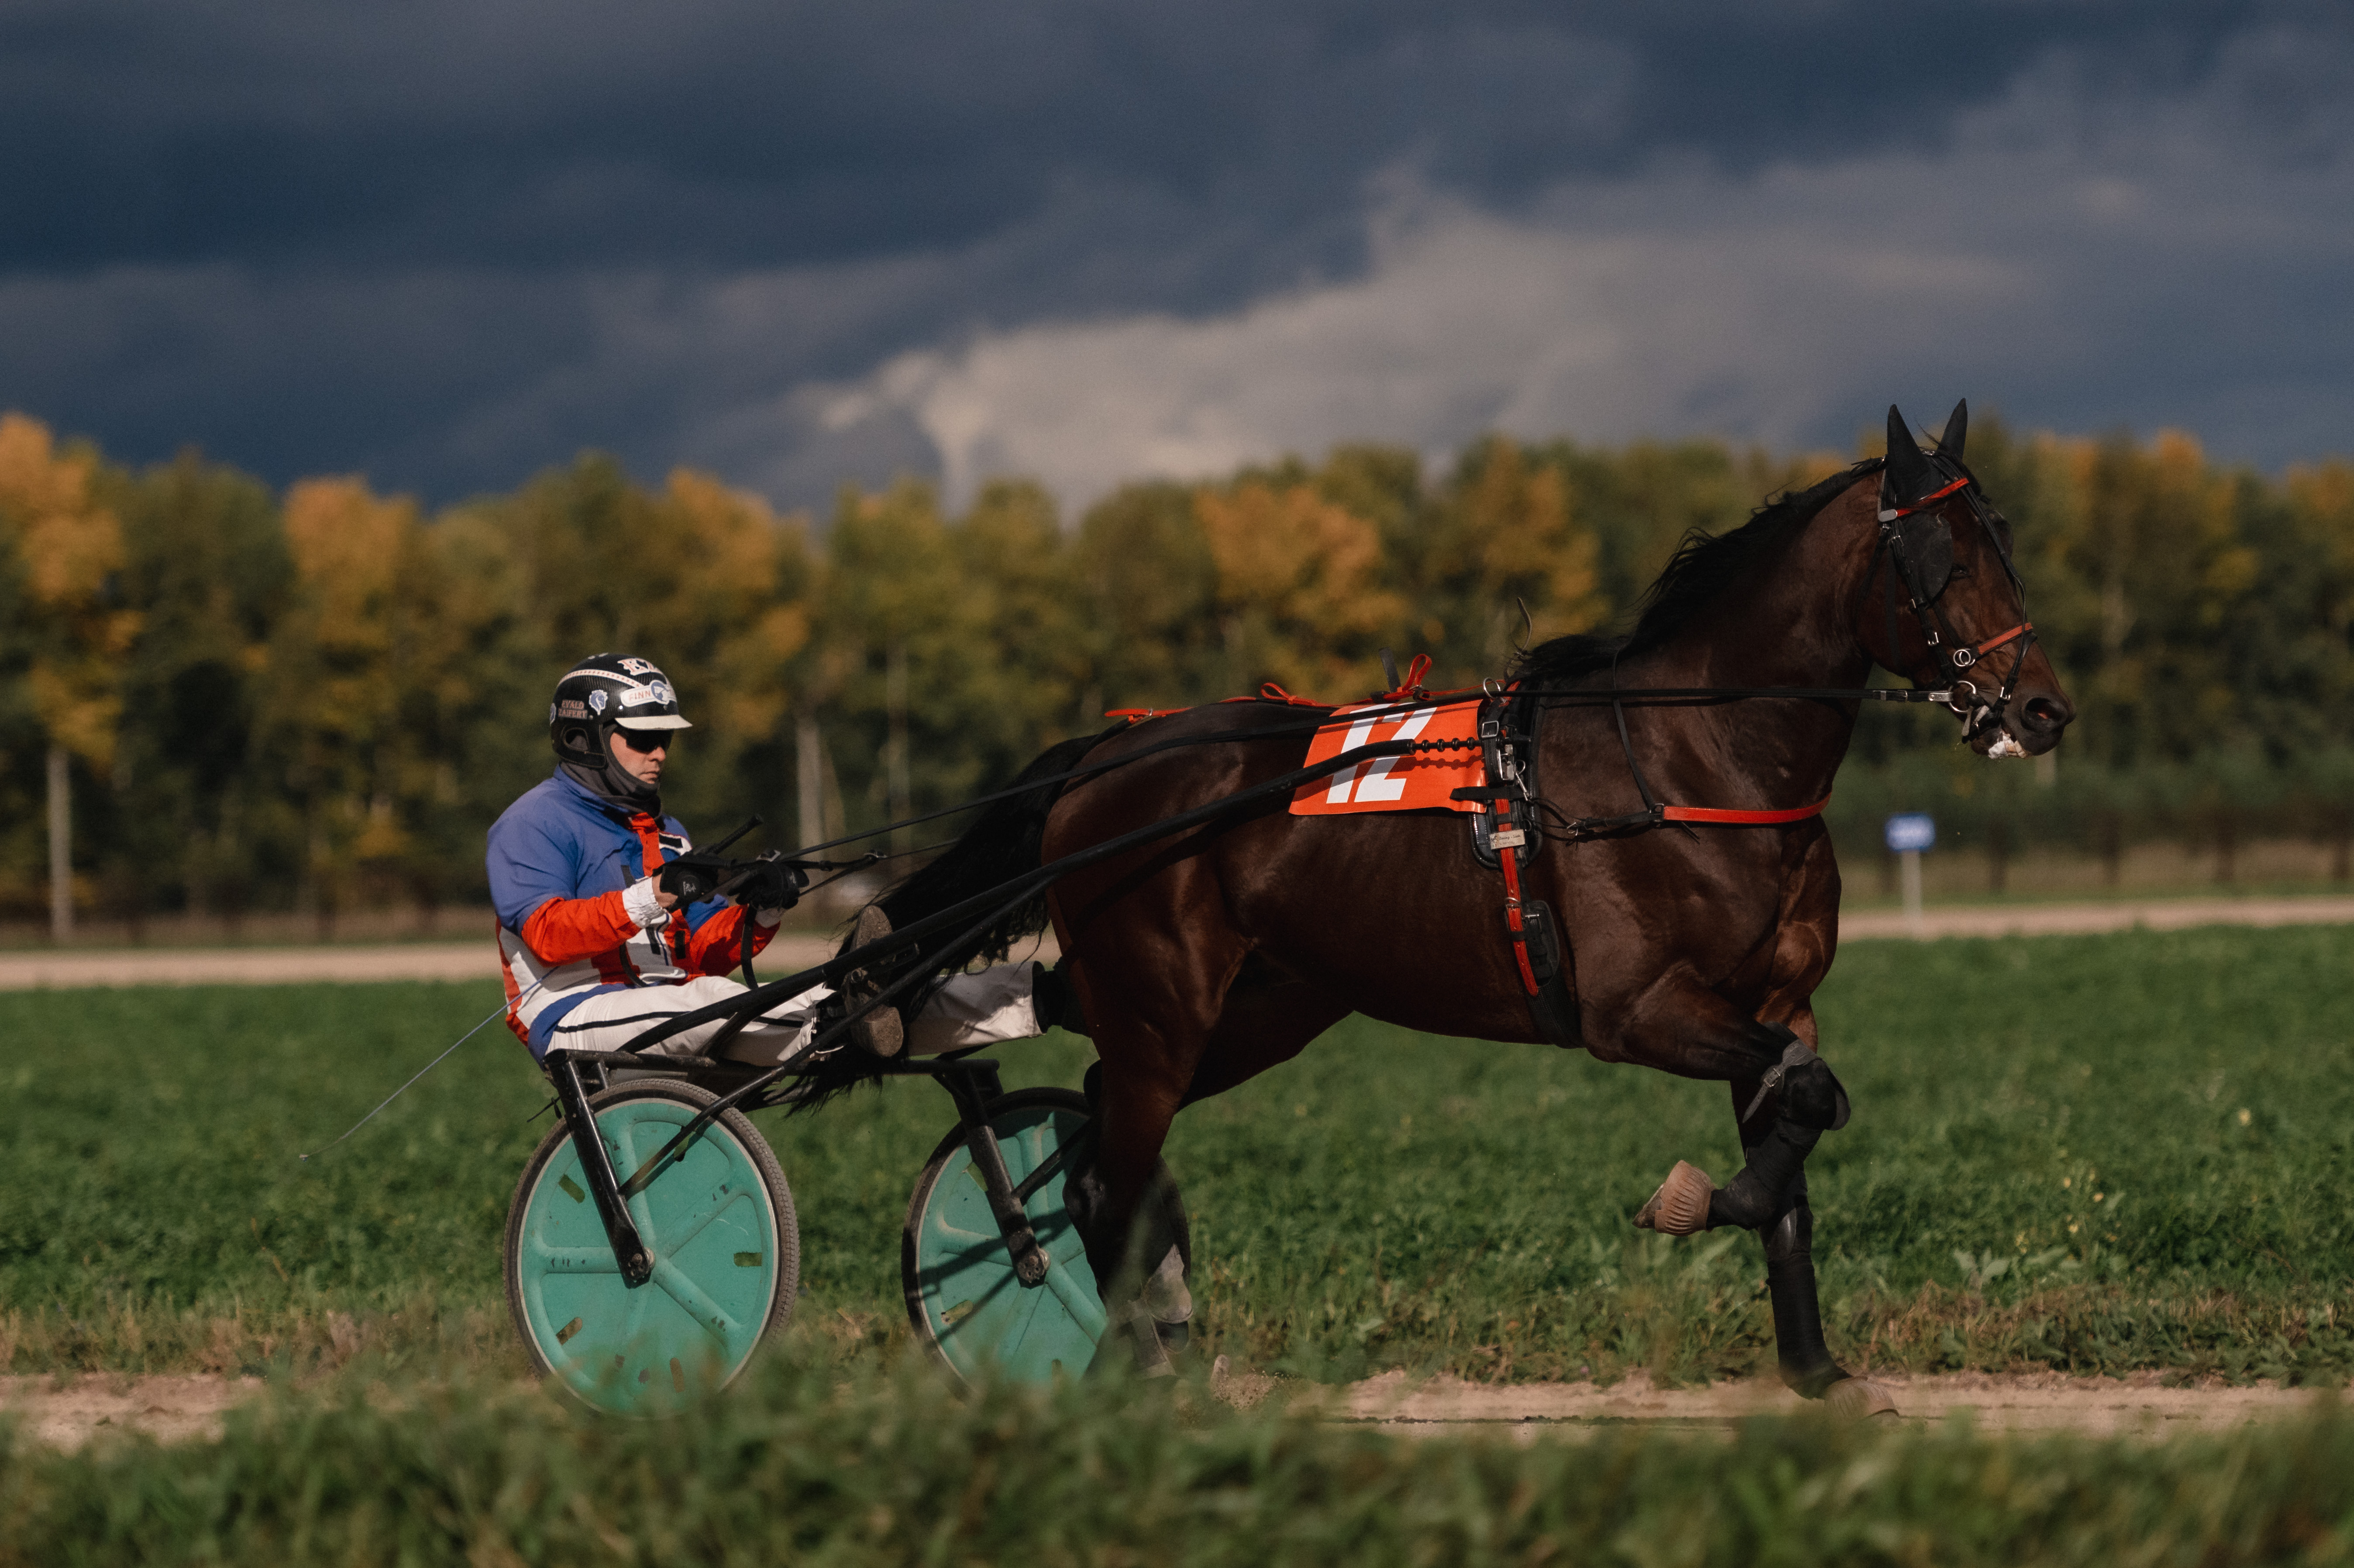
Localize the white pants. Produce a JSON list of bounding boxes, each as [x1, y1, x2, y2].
[[541, 965, 1044, 1065]]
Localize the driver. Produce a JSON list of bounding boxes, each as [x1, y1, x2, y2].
[[487, 653, 1065, 1065]]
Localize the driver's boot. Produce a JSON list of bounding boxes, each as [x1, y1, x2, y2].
[[833, 905, 905, 1058], [1029, 961, 1091, 1036]]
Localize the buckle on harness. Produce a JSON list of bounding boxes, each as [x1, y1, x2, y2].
[[1487, 826, 1527, 851]]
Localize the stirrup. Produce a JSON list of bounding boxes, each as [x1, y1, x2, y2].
[[837, 906, 905, 1058]]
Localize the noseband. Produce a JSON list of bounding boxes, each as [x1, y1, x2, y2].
[[1873, 461, 2036, 743]]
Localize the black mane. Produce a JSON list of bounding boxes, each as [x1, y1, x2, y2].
[[1511, 458, 1882, 686]]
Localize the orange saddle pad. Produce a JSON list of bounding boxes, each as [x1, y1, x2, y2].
[[1289, 698, 1487, 816]]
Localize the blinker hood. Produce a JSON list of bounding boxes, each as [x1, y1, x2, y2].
[[1880, 399, 1970, 513], [1879, 400, 1973, 601]]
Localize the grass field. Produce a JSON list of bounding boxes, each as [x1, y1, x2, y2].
[[9, 1355, 2354, 1566], [3, 923, 2352, 1381]]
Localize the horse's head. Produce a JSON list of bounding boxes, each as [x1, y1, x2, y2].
[[1860, 401, 2074, 758]]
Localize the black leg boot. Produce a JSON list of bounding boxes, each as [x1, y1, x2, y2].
[[1759, 1180, 1845, 1396]]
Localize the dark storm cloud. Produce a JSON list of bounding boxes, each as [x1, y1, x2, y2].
[[0, 1, 2278, 272], [2, 0, 2351, 504]]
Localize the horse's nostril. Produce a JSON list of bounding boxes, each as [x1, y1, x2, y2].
[[2022, 697, 2068, 732]]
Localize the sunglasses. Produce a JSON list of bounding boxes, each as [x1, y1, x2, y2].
[[610, 727, 671, 754]]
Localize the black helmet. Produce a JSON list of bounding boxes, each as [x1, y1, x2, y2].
[[549, 653, 693, 766]]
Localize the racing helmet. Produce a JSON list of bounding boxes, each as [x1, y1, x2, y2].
[[548, 653, 694, 766]]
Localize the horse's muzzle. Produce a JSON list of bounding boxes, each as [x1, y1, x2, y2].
[[1990, 684, 2074, 757]]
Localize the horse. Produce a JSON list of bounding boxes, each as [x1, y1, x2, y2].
[[874, 402, 2073, 1413]]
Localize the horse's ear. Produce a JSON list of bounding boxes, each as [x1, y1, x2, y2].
[[1936, 399, 1968, 460], [1885, 404, 1935, 500]]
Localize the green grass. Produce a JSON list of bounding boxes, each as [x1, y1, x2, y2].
[[4, 924, 2353, 1380], [8, 1356, 2354, 1566]]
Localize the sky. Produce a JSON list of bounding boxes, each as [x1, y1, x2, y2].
[[5, 1, 2351, 515]]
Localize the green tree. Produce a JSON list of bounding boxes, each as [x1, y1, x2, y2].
[[1074, 481, 1222, 714], [104, 451, 292, 926]]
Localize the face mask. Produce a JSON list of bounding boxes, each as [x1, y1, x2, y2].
[[559, 727, 661, 812]]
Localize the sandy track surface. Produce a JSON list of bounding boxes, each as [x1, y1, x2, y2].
[[5, 1369, 2338, 1450], [2, 899, 2348, 990], [0, 1375, 264, 1450], [0, 936, 844, 990], [1332, 1369, 2341, 1440], [1837, 895, 2354, 942]]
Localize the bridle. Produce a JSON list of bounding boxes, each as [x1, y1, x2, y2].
[[1871, 455, 2036, 746]]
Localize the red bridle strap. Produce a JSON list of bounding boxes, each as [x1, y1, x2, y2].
[[1970, 621, 2031, 657], [1659, 797, 1831, 826], [1878, 474, 1971, 521]]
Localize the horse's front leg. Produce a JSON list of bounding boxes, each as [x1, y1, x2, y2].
[[1724, 1063, 1893, 1415], [1613, 990, 1895, 1417]]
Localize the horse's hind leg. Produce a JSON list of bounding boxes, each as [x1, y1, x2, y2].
[[1057, 897, 1243, 1370], [1067, 946, 1344, 1373]]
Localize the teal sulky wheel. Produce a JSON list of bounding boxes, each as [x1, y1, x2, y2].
[[902, 1087, 1186, 1384], [505, 1078, 797, 1416]]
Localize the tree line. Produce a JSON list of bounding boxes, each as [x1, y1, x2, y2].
[[2, 408, 2350, 933]]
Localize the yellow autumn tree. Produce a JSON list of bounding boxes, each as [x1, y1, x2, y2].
[[2055, 430, 2255, 759], [263, 476, 432, 920], [0, 414, 140, 770], [2288, 459, 2354, 643], [637, 470, 813, 745], [630, 470, 815, 831], [1194, 479, 1405, 698], [1418, 437, 1607, 680], [0, 414, 141, 933]]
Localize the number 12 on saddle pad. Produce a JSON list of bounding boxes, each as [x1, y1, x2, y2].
[[1289, 699, 1487, 817]]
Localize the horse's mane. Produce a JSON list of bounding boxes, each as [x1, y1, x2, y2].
[[1511, 458, 1883, 686]]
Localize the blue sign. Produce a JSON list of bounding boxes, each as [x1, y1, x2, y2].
[[1884, 813, 1937, 853]]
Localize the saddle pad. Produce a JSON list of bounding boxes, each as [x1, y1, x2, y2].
[[1290, 698, 1486, 816]]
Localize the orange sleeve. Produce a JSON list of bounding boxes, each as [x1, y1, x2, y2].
[[520, 891, 642, 965], [685, 904, 778, 976]]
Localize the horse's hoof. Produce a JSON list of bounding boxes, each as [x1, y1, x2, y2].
[[1129, 1304, 1175, 1378], [1633, 1161, 1715, 1235], [1822, 1378, 1900, 1420]]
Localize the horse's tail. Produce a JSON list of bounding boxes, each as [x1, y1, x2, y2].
[[876, 723, 1119, 972], [786, 724, 1118, 1112]]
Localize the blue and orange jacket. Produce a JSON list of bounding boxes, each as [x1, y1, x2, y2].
[[486, 771, 775, 1056]]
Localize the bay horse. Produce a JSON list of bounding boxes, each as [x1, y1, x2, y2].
[[877, 402, 2072, 1413]]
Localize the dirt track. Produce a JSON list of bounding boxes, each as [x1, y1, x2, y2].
[[3, 1369, 2337, 1450], [1834, 895, 2354, 941], [1333, 1369, 2340, 1440], [0, 935, 842, 990], [3, 897, 2348, 991]]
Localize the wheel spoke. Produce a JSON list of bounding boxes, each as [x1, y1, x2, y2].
[[655, 1183, 753, 1262], [608, 1119, 648, 1237], [620, 1273, 654, 1341], [529, 1241, 623, 1274], [936, 1267, 1021, 1332], [915, 1233, 1017, 1286], [929, 1217, 998, 1247], [650, 1256, 741, 1340], [1039, 1252, 1108, 1342]]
